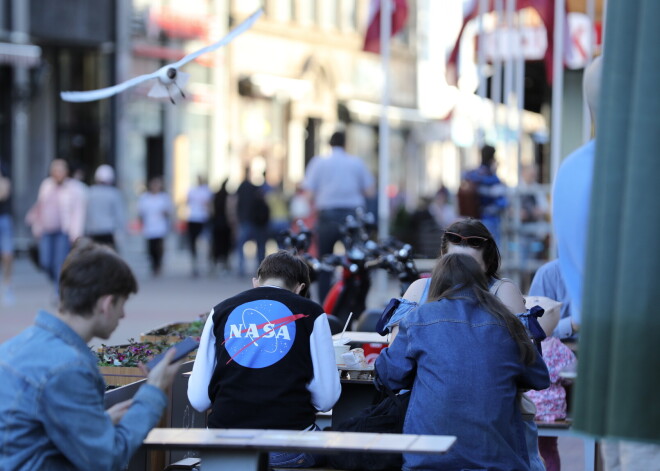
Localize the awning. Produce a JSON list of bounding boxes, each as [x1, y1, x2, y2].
[[345, 99, 428, 127], [0, 42, 42, 67]]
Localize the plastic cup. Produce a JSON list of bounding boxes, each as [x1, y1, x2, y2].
[[334, 343, 351, 366]]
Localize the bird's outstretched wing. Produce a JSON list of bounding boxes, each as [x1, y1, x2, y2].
[[170, 8, 263, 70], [60, 70, 161, 102], [60, 8, 262, 103]]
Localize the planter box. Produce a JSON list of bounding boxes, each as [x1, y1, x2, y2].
[[140, 322, 192, 344], [139, 318, 205, 344], [100, 366, 145, 387]]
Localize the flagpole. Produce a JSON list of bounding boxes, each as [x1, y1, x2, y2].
[[582, 0, 596, 143], [492, 0, 504, 133], [378, 0, 391, 244], [477, 0, 488, 146], [550, 0, 565, 182]]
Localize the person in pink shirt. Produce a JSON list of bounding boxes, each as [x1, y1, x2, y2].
[[526, 296, 577, 471], [26, 159, 87, 293]]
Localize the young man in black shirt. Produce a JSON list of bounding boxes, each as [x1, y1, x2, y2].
[[188, 251, 340, 468]]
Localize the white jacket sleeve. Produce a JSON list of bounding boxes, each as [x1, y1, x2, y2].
[[306, 314, 341, 412], [187, 309, 217, 412]]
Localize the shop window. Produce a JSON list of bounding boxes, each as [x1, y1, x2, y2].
[[297, 0, 317, 27]]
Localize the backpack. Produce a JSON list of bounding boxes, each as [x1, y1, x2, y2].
[[250, 193, 270, 227], [457, 178, 481, 218], [326, 385, 411, 471]]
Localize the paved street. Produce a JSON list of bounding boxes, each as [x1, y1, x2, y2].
[[0, 235, 592, 470], [2, 236, 278, 349]]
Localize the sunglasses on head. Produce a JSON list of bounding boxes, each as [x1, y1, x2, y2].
[[444, 231, 489, 248]]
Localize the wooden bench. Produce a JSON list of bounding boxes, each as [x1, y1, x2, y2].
[[536, 420, 597, 471], [143, 428, 456, 471]]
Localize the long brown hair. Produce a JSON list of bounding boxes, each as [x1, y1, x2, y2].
[[427, 253, 536, 365]]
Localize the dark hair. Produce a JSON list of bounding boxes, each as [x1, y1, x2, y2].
[[329, 131, 346, 148], [440, 218, 501, 279], [59, 239, 138, 316], [256, 250, 311, 297], [481, 145, 496, 167], [427, 253, 536, 365]]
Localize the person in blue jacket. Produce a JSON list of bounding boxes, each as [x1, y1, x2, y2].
[[376, 253, 550, 471]]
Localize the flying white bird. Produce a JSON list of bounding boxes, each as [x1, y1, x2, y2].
[[60, 9, 263, 103]]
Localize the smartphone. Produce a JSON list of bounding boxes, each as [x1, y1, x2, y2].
[[145, 337, 199, 371]]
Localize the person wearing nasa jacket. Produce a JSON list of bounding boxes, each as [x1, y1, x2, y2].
[[187, 250, 341, 468]]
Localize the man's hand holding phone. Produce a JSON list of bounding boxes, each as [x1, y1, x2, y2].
[[139, 337, 199, 392]]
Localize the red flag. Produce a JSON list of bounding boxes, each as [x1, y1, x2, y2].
[[363, 0, 409, 53], [448, 0, 564, 83]]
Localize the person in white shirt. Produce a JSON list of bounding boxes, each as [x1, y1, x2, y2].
[[137, 176, 173, 276], [186, 175, 213, 277]]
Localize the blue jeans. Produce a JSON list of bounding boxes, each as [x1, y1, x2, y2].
[[236, 222, 267, 276], [0, 214, 13, 255], [524, 419, 546, 471], [268, 424, 324, 469], [39, 231, 70, 288]]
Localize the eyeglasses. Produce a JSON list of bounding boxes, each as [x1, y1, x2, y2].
[[444, 231, 489, 248]]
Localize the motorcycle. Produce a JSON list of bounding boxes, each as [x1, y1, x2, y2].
[[280, 216, 422, 335]]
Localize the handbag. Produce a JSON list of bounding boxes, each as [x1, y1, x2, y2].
[[326, 381, 411, 471]]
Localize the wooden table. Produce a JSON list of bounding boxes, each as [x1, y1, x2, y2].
[[143, 428, 455, 471]]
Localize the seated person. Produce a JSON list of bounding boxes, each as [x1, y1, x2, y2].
[[376, 253, 549, 470], [187, 250, 341, 468], [529, 259, 579, 340], [0, 239, 183, 470]]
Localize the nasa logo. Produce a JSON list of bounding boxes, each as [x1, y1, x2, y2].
[[223, 299, 307, 368]]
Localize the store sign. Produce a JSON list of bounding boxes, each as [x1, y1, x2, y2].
[[482, 27, 547, 62], [149, 7, 209, 39], [565, 12, 602, 69]]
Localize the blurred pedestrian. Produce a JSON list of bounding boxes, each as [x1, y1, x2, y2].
[[186, 175, 213, 277], [211, 178, 232, 273], [519, 164, 550, 264], [235, 167, 269, 276], [428, 185, 458, 231], [85, 164, 125, 250], [26, 159, 87, 294], [0, 162, 14, 306], [302, 131, 375, 303], [266, 182, 290, 244], [137, 176, 173, 277], [463, 145, 508, 245]]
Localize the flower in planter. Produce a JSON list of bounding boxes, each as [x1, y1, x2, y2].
[[97, 338, 169, 367]]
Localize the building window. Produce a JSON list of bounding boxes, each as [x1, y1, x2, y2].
[[297, 0, 317, 26], [318, 0, 338, 30], [339, 0, 357, 32], [270, 0, 295, 22]]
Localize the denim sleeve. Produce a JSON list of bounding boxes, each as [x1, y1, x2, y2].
[[384, 298, 418, 331], [41, 365, 166, 471], [375, 320, 416, 392], [518, 349, 551, 392]]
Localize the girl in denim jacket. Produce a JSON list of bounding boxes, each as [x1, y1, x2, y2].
[[376, 253, 550, 471], [383, 218, 546, 470]]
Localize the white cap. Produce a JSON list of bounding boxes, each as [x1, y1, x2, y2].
[[95, 164, 115, 184]]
